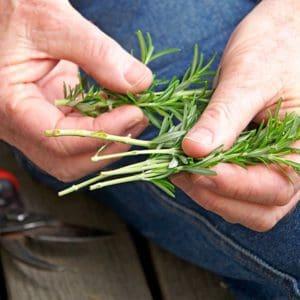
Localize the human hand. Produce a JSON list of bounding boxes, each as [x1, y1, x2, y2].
[[173, 0, 300, 231], [0, 0, 152, 181]]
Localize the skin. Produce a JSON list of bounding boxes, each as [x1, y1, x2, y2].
[[1, 1, 299, 232], [0, 0, 152, 182], [173, 0, 300, 231]]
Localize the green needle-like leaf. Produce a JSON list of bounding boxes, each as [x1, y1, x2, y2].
[[47, 31, 300, 198]]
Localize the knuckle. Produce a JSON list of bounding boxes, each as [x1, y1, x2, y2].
[[86, 37, 115, 63], [252, 216, 278, 232], [205, 102, 232, 125]]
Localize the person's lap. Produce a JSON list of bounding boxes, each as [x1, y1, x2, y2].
[[17, 154, 300, 299], [16, 0, 300, 298]]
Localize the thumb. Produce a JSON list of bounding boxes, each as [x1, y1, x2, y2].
[[32, 2, 152, 93], [182, 73, 266, 157]]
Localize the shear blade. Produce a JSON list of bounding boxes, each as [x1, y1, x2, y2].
[[1, 238, 64, 272], [25, 225, 113, 244]]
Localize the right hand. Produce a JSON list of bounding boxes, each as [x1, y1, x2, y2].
[[175, 0, 300, 232], [0, 0, 152, 182]]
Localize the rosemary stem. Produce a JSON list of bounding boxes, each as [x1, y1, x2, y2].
[[58, 160, 169, 196], [101, 159, 166, 173], [92, 149, 179, 162], [47, 31, 300, 199], [58, 162, 149, 196], [90, 173, 146, 190], [55, 99, 70, 106], [45, 129, 153, 148], [101, 162, 170, 177], [58, 174, 103, 197], [151, 89, 210, 98]]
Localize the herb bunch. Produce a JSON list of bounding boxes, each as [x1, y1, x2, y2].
[[46, 31, 300, 197], [46, 101, 300, 197], [55, 31, 214, 127]]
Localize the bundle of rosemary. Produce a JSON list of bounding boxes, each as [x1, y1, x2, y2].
[[55, 31, 214, 128], [46, 31, 300, 197]]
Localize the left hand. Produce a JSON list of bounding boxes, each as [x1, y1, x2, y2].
[[172, 0, 300, 232], [0, 0, 152, 182]]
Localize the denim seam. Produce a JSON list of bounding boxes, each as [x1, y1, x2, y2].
[[143, 183, 300, 299]]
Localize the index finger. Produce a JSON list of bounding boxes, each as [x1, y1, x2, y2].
[[190, 162, 299, 206]]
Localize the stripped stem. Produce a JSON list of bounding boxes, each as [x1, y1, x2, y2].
[[90, 173, 147, 190], [45, 129, 153, 148], [92, 149, 180, 162]]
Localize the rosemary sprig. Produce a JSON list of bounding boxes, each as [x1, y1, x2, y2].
[[47, 99, 300, 197], [46, 31, 300, 197], [55, 31, 214, 127]]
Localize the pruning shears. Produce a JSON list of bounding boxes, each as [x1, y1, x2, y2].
[[0, 169, 112, 271]]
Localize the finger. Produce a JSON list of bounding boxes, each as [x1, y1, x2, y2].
[[0, 59, 58, 85], [3, 84, 147, 157], [172, 174, 299, 232], [182, 53, 276, 158], [29, 2, 152, 93], [188, 163, 300, 206], [195, 188, 299, 232]]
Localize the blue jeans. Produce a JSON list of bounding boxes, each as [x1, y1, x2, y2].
[[17, 1, 300, 299]]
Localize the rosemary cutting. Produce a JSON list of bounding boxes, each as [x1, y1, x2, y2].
[[46, 31, 300, 197], [55, 31, 214, 127]]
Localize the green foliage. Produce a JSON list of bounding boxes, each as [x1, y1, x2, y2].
[[136, 30, 180, 64], [56, 31, 214, 127], [48, 32, 300, 197]]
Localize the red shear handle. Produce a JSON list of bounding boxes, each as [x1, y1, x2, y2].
[[0, 169, 20, 190]]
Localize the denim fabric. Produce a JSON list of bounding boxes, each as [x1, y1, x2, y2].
[[17, 1, 300, 299]]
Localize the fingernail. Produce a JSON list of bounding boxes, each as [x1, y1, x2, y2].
[[186, 128, 214, 146], [124, 59, 152, 88]]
